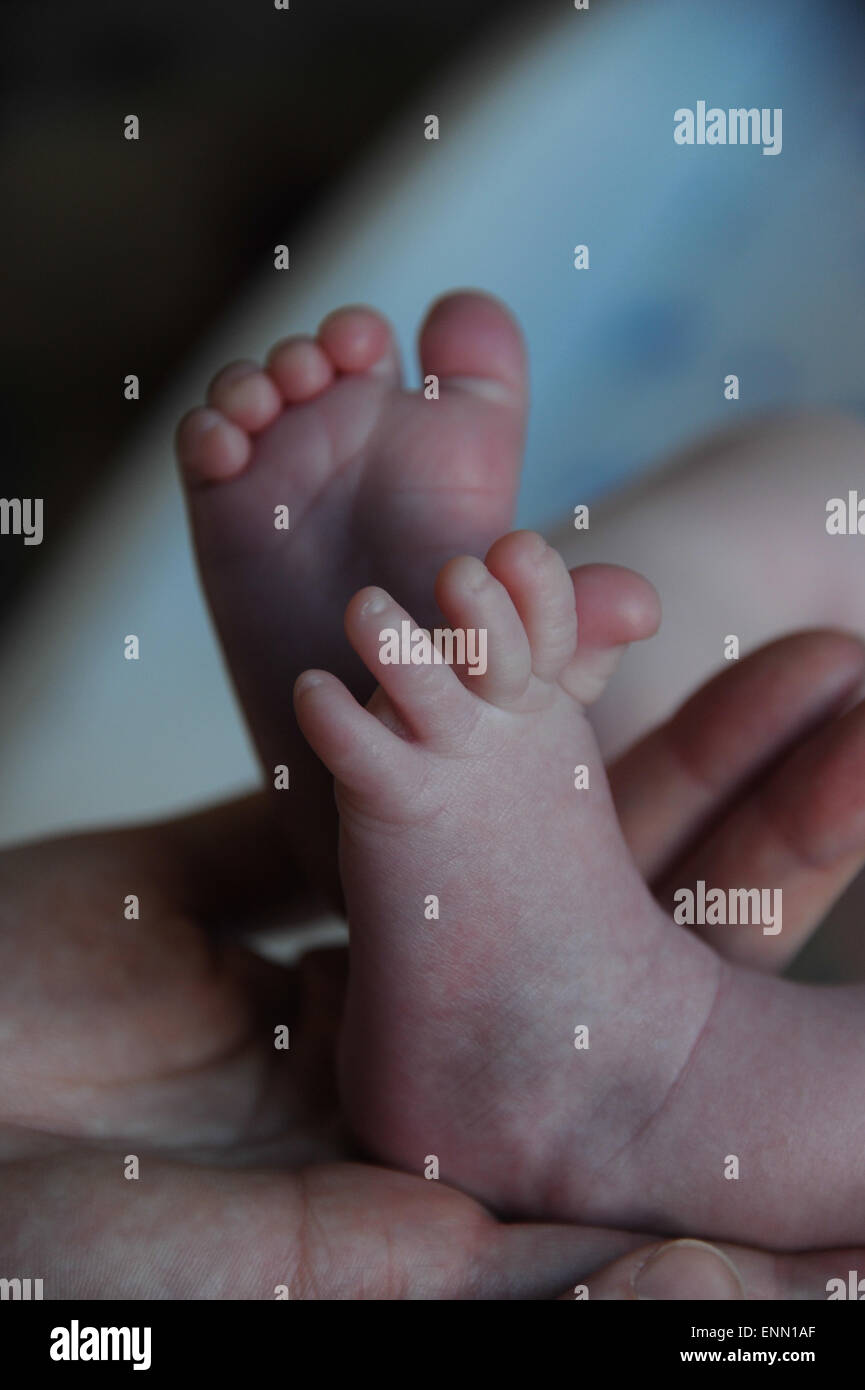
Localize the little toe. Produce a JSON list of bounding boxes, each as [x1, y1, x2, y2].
[[417, 290, 527, 407], [318, 305, 401, 382], [485, 532, 577, 682], [175, 407, 251, 482], [267, 336, 334, 403], [434, 554, 531, 705], [562, 566, 661, 705], [207, 361, 283, 432]]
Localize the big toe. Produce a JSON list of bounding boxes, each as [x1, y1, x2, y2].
[[417, 290, 527, 408]]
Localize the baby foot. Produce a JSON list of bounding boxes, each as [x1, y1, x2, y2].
[[294, 531, 720, 1220], [176, 293, 527, 893]]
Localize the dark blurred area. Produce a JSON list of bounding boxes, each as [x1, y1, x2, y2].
[[1, 0, 527, 628]]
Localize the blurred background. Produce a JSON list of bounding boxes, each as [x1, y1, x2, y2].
[[1, 0, 526, 625], [1, 0, 864, 843]]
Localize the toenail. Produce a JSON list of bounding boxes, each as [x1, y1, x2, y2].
[[360, 589, 390, 616], [369, 354, 394, 378], [632, 1240, 744, 1300], [524, 533, 549, 564], [462, 559, 490, 592], [185, 408, 223, 437], [218, 362, 259, 386], [295, 671, 325, 695], [441, 375, 515, 405]]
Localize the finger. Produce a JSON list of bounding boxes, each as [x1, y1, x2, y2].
[[610, 631, 865, 882], [5, 1151, 640, 1300], [659, 695, 865, 970], [557, 1239, 744, 1300]]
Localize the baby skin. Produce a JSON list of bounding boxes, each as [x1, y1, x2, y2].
[[294, 532, 865, 1250], [176, 292, 526, 893]]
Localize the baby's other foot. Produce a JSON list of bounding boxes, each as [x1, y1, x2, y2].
[[176, 292, 527, 894], [295, 533, 715, 1220]]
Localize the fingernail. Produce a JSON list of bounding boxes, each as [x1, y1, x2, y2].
[[633, 1240, 744, 1300]]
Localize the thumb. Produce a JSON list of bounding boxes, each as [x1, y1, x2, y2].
[[560, 1239, 745, 1301]]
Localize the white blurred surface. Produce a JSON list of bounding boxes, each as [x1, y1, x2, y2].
[[2, 0, 863, 843]]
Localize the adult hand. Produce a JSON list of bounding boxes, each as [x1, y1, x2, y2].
[[2, 631, 864, 1298]]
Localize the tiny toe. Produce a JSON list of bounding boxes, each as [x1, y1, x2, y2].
[[563, 565, 661, 705], [570, 565, 661, 648], [175, 407, 251, 482], [434, 555, 531, 704], [344, 586, 470, 743], [418, 290, 526, 406], [207, 361, 282, 431], [485, 532, 577, 682], [317, 305, 400, 379], [267, 336, 334, 402]]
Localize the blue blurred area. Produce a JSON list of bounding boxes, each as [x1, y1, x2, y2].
[[502, 0, 865, 519]]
